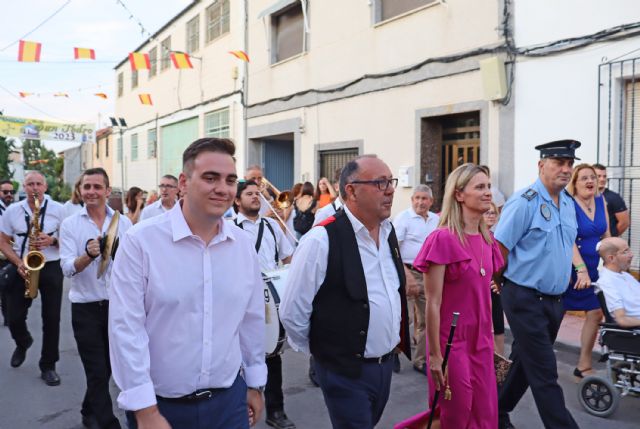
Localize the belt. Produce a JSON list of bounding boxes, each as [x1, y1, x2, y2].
[[157, 388, 225, 404], [505, 280, 562, 302], [361, 351, 394, 364]]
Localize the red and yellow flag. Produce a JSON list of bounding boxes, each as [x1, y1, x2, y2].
[[18, 40, 42, 62], [170, 52, 193, 69], [138, 94, 153, 105], [74, 47, 96, 60], [54, 92, 69, 97], [229, 50, 250, 62], [19, 92, 33, 98], [94, 93, 108, 99], [129, 52, 150, 70]]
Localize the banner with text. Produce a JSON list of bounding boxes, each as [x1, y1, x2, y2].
[[0, 115, 95, 143]]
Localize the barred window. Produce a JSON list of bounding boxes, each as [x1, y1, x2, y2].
[[161, 36, 171, 71], [117, 72, 123, 97], [148, 128, 157, 158], [186, 15, 200, 53], [131, 133, 138, 161], [149, 47, 158, 77], [205, 0, 230, 44], [204, 108, 230, 138]]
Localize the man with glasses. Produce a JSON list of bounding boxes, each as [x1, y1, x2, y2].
[[0, 179, 16, 325], [281, 155, 410, 428], [140, 175, 179, 221]]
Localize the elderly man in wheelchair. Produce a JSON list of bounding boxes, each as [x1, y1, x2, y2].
[[577, 237, 640, 417]]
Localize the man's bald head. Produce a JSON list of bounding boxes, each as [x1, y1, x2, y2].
[[598, 237, 627, 259], [599, 237, 634, 273]]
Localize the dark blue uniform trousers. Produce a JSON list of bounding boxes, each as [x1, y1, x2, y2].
[[126, 374, 249, 429], [314, 357, 393, 429], [498, 280, 579, 429]]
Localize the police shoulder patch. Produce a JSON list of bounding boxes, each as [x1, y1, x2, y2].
[[521, 189, 538, 201]]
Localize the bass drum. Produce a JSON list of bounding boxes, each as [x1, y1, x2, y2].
[[263, 267, 289, 357]]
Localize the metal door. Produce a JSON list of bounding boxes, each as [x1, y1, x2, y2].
[[263, 139, 294, 191]]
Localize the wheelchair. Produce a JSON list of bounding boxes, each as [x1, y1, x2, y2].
[[577, 285, 640, 417]]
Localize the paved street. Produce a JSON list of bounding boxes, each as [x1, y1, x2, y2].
[[1, 280, 639, 428]]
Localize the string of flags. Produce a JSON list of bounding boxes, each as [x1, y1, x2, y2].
[[14, 38, 250, 105], [19, 92, 110, 100]]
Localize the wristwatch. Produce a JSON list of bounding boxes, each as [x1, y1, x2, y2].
[[248, 385, 265, 393]]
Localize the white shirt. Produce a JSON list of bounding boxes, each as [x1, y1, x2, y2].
[[231, 213, 294, 272], [312, 199, 343, 226], [59, 206, 132, 303], [1, 195, 64, 261], [598, 267, 640, 319], [280, 205, 401, 358], [108, 203, 267, 411], [393, 208, 440, 263], [139, 199, 176, 221], [62, 200, 84, 219]]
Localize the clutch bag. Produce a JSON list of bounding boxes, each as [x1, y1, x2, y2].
[[494, 352, 512, 385]]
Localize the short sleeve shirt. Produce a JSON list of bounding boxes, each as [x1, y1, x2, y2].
[[494, 179, 578, 295], [602, 188, 627, 236], [598, 267, 640, 319]]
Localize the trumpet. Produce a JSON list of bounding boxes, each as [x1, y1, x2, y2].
[[260, 177, 292, 209], [24, 193, 46, 299]]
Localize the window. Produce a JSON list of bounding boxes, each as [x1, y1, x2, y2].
[[204, 108, 230, 138], [319, 148, 359, 181], [149, 47, 158, 77], [272, 3, 304, 63], [131, 70, 138, 89], [117, 72, 123, 97], [205, 0, 230, 43], [117, 137, 123, 162], [147, 128, 157, 158], [131, 133, 138, 161], [376, 0, 436, 22], [186, 15, 200, 53], [161, 36, 171, 71], [96, 141, 100, 159]]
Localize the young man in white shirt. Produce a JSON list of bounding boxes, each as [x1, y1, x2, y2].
[[392, 184, 439, 375], [139, 175, 179, 221], [0, 179, 16, 326], [109, 138, 267, 429], [280, 155, 410, 428], [597, 237, 640, 328], [233, 180, 295, 429], [60, 167, 132, 429], [0, 171, 64, 386]]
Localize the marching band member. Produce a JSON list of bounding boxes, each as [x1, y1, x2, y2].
[[109, 138, 267, 429], [245, 165, 275, 216], [233, 179, 295, 429], [0, 179, 16, 326], [280, 155, 410, 429], [60, 168, 131, 429], [139, 175, 179, 221], [0, 171, 65, 386]]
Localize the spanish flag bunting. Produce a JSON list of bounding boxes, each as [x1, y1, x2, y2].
[[18, 40, 42, 62], [19, 92, 33, 98], [170, 52, 193, 69], [138, 94, 153, 105], [54, 92, 69, 98], [94, 93, 108, 99], [129, 52, 150, 70], [74, 47, 96, 60], [229, 50, 250, 62]]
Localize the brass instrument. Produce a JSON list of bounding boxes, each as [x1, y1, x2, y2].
[[24, 194, 46, 299], [97, 211, 121, 279], [261, 177, 292, 209]]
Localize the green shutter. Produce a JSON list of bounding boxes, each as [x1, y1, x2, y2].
[[160, 117, 199, 177]]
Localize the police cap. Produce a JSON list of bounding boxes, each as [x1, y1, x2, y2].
[[534, 139, 581, 160]]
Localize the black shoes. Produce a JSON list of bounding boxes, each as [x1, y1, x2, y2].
[[413, 363, 427, 376], [266, 410, 296, 429], [41, 369, 61, 386], [393, 353, 401, 373], [10, 337, 33, 368]]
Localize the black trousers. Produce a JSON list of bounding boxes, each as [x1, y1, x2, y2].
[[498, 280, 578, 429], [6, 261, 63, 371], [72, 301, 121, 429], [265, 354, 284, 414], [0, 259, 9, 323]]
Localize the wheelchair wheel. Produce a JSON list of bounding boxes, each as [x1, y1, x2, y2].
[[578, 375, 620, 417]]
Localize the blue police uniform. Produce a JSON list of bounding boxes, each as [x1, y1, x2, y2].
[[494, 139, 581, 429], [496, 178, 577, 295]]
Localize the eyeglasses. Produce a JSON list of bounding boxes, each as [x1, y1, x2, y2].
[[349, 178, 398, 191], [158, 184, 177, 189], [484, 211, 497, 216], [577, 175, 597, 182], [1, 190, 16, 195]]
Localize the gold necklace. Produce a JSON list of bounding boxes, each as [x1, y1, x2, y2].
[[468, 236, 486, 277], [578, 196, 594, 213]]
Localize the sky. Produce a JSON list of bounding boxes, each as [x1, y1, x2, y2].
[[0, 0, 192, 151]]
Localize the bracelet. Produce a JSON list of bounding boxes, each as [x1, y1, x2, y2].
[[574, 263, 586, 272], [85, 239, 98, 259]]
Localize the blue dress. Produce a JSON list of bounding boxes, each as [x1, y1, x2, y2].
[[562, 195, 607, 311]]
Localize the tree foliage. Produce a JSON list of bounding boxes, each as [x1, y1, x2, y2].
[[0, 136, 16, 180], [22, 139, 69, 202]]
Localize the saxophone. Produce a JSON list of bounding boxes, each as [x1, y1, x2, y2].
[[24, 194, 46, 299]]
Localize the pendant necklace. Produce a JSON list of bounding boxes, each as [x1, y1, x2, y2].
[[469, 237, 486, 277]]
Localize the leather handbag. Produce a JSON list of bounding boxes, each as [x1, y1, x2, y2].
[[494, 352, 512, 385]]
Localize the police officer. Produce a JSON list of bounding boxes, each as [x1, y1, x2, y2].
[[494, 140, 580, 429]]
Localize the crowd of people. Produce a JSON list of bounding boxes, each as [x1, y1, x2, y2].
[[0, 137, 638, 429]]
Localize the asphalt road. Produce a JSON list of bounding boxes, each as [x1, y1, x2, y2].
[[1, 281, 638, 428]]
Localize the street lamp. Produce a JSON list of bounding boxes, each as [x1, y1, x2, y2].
[[109, 117, 127, 210]]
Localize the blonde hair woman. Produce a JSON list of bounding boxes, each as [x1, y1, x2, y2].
[[413, 163, 504, 428]]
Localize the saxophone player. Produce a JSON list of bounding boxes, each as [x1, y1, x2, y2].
[[0, 171, 65, 386]]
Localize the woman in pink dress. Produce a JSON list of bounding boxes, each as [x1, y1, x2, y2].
[[413, 163, 504, 429]]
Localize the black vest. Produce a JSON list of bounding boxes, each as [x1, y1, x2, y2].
[[309, 209, 411, 378]]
